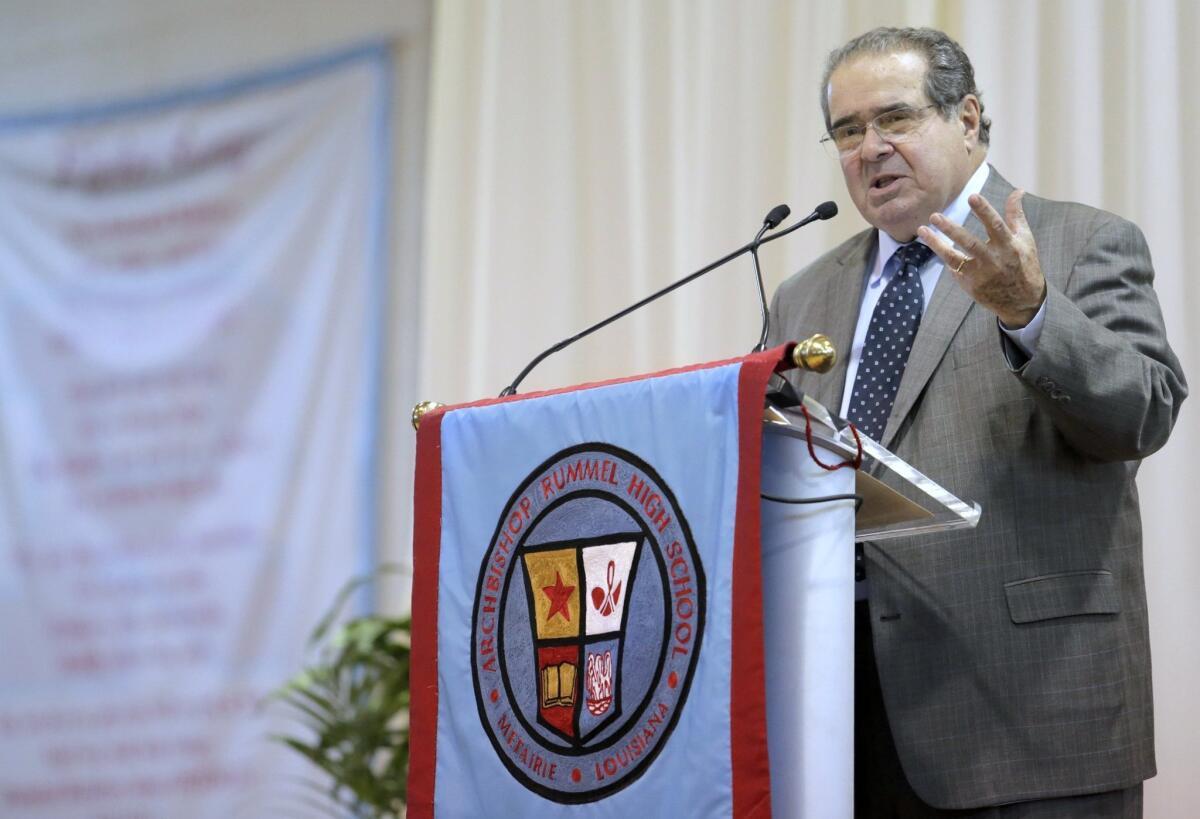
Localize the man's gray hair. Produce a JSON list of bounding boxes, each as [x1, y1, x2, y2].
[[821, 27, 991, 145]]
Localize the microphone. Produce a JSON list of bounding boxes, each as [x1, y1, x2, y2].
[[759, 200, 837, 247], [749, 205, 791, 351], [751, 201, 837, 351], [498, 201, 838, 396], [763, 204, 791, 230]]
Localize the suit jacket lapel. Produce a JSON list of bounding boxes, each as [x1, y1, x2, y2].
[[880, 166, 1015, 449], [813, 230, 874, 411]]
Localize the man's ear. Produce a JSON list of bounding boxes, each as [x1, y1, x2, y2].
[[960, 94, 982, 145]]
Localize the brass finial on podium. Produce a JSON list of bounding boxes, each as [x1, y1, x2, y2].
[[792, 333, 836, 373], [411, 400, 445, 431]]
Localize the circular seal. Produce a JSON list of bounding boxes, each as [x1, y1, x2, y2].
[[471, 443, 705, 803]]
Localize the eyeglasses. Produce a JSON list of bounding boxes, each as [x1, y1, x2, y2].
[[820, 104, 939, 158]]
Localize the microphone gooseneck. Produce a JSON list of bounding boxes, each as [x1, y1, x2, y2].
[[499, 201, 838, 396], [750, 206, 784, 352], [751, 201, 837, 351]]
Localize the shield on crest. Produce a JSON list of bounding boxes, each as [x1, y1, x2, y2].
[[521, 536, 640, 743]]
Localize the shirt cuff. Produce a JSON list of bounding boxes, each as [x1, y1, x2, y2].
[[998, 299, 1046, 359]]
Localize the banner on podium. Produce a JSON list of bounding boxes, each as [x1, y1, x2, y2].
[[408, 348, 789, 817]]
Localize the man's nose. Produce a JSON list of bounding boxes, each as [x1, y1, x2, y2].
[[859, 126, 893, 162]]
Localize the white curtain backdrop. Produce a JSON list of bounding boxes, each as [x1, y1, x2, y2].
[[421, 0, 1199, 814]]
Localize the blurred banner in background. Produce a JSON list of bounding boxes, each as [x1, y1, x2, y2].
[[0, 44, 389, 818]]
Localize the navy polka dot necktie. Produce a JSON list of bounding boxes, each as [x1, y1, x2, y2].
[[846, 241, 933, 441]]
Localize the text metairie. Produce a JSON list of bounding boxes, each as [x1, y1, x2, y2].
[[496, 711, 558, 781], [478, 495, 533, 674]]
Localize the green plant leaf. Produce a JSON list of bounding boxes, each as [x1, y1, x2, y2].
[[270, 568, 412, 818]]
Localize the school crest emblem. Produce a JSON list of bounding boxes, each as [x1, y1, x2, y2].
[[471, 443, 705, 802]]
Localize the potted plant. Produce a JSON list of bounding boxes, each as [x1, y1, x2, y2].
[[271, 568, 411, 818]]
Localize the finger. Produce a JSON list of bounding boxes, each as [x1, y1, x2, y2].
[[916, 226, 971, 271], [1005, 189, 1031, 236], [967, 193, 1015, 244], [928, 212, 990, 257]]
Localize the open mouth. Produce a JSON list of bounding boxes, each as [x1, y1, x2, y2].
[[871, 174, 902, 190]]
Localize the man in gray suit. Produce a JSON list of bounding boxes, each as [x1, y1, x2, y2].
[[769, 27, 1187, 817]]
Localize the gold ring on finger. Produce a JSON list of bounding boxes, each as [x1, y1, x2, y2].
[[952, 255, 971, 274]]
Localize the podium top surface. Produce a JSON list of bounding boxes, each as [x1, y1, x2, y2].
[[763, 397, 981, 542]]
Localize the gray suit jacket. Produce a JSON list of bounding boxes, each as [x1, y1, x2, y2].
[[768, 166, 1187, 809]]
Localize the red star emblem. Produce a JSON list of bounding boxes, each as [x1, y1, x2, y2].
[[542, 571, 575, 623]]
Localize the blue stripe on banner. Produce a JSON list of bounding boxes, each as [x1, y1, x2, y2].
[[0, 39, 391, 131]]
